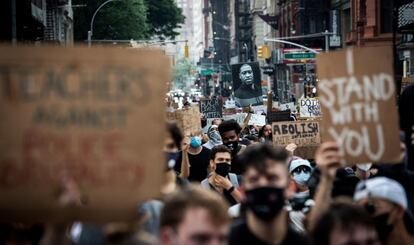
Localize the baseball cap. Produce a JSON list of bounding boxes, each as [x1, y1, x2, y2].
[[354, 176, 414, 235], [289, 159, 312, 174], [354, 177, 407, 209]]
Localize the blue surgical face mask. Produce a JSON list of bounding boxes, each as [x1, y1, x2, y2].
[[293, 172, 310, 185], [190, 136, 202, 148]]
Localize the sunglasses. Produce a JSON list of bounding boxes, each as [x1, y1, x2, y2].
[[292, 166, 311, 175]]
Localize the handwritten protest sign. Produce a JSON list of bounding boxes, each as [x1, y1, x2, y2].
[[317, 46, 401, 165], [272, 121, 321, 159], [200, 98, 222, 118], [252, 105, 267, 114], [299, 98, 321, 118], [0, 46, 169, 221], [279, 102, 296, 112], [267, 110, 293, 124], [166, 106, 202, 136], [248, 114, 266, 126], [223, 113, 246, 125]]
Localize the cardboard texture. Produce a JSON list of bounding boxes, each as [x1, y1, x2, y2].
[[272, 121, 321, 159], [166, 106, 202, 136], [0, 46, 169, 222], [316, 46, 401, 165], [200, 98, 222, 118]]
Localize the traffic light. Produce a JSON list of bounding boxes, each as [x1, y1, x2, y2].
[[258, 45, 264, 59], [184, 43, 189, 58], [263, 44, 270, 59], [257, 45, 270, 59]]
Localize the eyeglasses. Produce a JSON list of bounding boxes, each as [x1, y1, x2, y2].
[[292, 166, 311, 175]]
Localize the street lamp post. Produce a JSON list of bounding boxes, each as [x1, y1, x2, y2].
[[88, 0, 121, 47]]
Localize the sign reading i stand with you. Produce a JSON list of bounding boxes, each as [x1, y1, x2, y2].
[[200, 97, 223, 118], [317, 46, 401, 165]]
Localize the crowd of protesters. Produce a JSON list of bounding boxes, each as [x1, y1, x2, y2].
[[1, 84, 414, 245]]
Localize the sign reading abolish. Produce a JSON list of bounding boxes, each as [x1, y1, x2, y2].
[[300, 98, 321, 118], [200, 98, 222, 118], [272, 121, 321, 159], [317, 46, 401, 165], [0, 46, 169, 221]]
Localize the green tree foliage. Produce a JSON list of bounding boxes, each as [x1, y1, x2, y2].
[[144, 0, 185, 40], [73, 0, 148, 40], [73, 0, 184, 41]]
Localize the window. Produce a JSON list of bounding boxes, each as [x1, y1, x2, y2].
[[344, 8, 351, 33], [380, 0, 393, 33]]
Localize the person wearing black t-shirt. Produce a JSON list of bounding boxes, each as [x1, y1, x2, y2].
[[218, 119, 247, 175], [201, 145, 243, 206], [229, 144, 308, 245], [175, 136, 211, 182]]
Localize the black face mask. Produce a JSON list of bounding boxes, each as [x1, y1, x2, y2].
[[373, 213, 394, 243], [224, 141, 239, 153], [165, 152, 179, 170], [245, 187, 285, 221], [215, 163, 230, 177]]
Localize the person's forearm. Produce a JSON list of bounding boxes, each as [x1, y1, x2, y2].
[[179, 151, 190, 179], [230, 189, 243, 203], [306, 175, 333, 232]]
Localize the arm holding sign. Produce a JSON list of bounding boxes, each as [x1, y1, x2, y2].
[[179, 137, 190, 179], [307, 142, 341, 232]]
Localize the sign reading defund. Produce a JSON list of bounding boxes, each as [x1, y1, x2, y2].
[[0, 46, 169, 222], [316, 47, 401, 165]]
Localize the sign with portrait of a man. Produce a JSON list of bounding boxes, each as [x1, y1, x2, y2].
[[231, 62, 263, 107]]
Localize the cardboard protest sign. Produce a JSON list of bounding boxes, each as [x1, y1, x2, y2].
[[166, 106, 202, 136], [267, 110, 293, 124], [279, 102, 296, 112], [317, 46, 401, 165], [200, 97, 222, 118], [223, 113, 246, 125], [299, 98, 321, 118], [272, 121, 321, 159], [248, 114, 266, 126], [252, 105, 267, 114], [0, 46, 169, 222]]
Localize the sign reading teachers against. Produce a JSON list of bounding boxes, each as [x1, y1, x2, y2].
[[0, 46, 169, 222], [317, 46, 401, 165], [272, 121, 321, 159], [200, 98, 222, 118], [231, 62, 263, 107], [299, 98, 321, 118]]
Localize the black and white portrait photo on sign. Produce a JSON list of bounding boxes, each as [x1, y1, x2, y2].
[[231, 62, 263, 107]]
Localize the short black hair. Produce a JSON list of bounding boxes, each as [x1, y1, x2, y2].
[[237, 143, 289, 174], [210, 145, 232, 160], [218, 119, 241, 136], [310, 202, 376, 245], [166, 122, 183, 148]]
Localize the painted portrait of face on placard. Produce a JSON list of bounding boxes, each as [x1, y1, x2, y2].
[[231, 62, 263, 107]]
